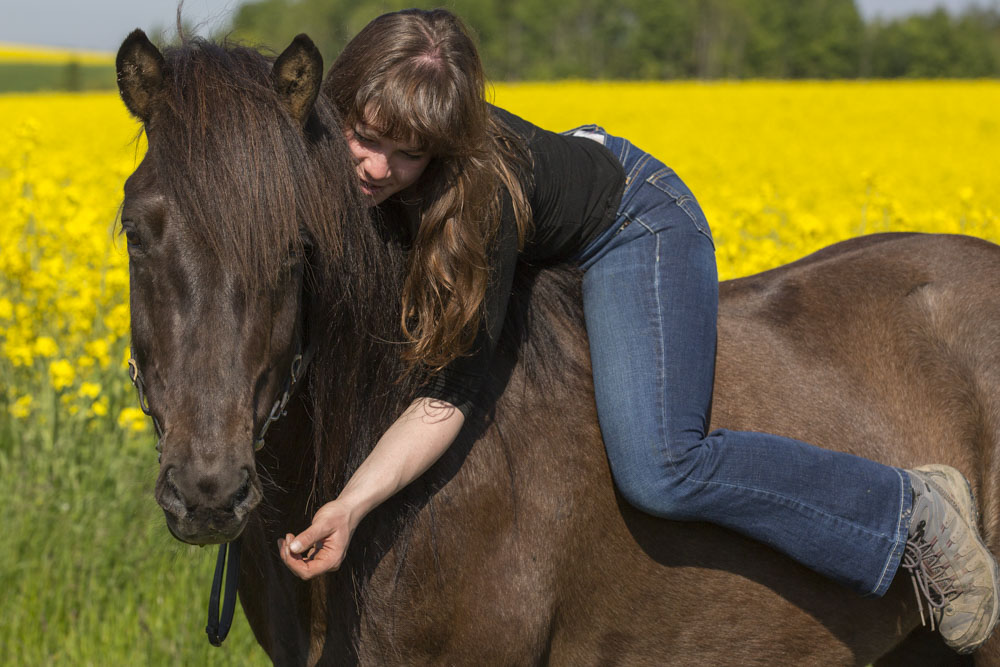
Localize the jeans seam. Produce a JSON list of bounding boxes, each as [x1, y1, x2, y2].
[[869, 467, 910, 596], [642, 168, 714, 246], [645, 167, 681, 198], [626, 153, 652, 188], [651, 226, 675, 475]]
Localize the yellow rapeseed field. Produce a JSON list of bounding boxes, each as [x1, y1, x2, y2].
[[497, 81, 1000, 275], [0, 42, 115, 65], [1, 82, 999, 438], [0, 93, 144, 439]]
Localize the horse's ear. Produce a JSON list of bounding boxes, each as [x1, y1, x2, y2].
[[272, 34, 323, 128], [116, 29, 166, 123]]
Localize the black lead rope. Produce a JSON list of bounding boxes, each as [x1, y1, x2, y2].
[[206, 537, 242, 646]]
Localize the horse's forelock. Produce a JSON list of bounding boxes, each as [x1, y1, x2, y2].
[[148, 39, 367, 298]]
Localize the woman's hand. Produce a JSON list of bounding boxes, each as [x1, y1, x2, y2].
[[278, 499, 358, 580]]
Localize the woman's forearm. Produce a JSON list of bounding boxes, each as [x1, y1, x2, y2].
[[281, 397, 464, 576], [337, 396, 465, 522]]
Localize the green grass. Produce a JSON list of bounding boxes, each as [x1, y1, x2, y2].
[[0, 63, 115, 92], [0, 419, 269, 664]]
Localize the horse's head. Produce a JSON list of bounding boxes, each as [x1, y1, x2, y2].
[[116, 31, 357, 545]]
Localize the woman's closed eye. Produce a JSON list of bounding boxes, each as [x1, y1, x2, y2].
[[353, 127, 426, 160], [353, 129, 377, 145]]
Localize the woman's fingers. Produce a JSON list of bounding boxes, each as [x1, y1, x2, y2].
[[288, 524, 325, 555], [281, 543, 342, 579], [279, 532, 323, 579], [278, 516, 352, 580]]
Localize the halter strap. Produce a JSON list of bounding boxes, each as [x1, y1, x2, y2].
[[253, 344, 315, 451]]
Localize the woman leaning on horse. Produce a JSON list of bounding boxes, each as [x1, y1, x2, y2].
[[276, 8, 1000, 653]]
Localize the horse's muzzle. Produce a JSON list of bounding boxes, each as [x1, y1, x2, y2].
[[156, 464, 262, 545]]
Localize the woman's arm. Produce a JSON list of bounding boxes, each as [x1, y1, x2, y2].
[[279, 396, 464, 579]]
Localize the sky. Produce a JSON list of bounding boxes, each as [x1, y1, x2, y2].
[[0, 0, 996, 52], [0, 0, 240, 51], [857, 0, 996, 18]]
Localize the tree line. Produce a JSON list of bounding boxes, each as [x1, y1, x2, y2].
[[221, 0, 1000, 79]]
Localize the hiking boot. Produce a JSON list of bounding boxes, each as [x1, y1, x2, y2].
[[903, 465, 1000, 654]]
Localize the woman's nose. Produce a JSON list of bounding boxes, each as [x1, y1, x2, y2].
[[362, 152, 391, 181]]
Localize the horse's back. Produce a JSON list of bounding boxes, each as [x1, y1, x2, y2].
[[715, 233, 1000, 477]]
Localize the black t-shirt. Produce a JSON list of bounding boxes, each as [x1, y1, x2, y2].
[[397, 106, 626, 416]]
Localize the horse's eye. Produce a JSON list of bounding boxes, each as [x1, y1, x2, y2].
[[122, 222, 145, 254]]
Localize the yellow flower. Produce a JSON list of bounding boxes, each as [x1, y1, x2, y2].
[[117, 407, 148, 432], [4, 341, 33, 367], [78, 382, 101, 399], [103, 304, 130, 338], [33, 336, 59, 358], [0, 297, 12, 320], [91, 397, 109, 417], [85, 338, 111, 369], [49, 359, 76, 391], [10, 395, 33, 419]]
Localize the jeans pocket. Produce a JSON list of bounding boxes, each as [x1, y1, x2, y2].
[[645, 167, 714, 247]]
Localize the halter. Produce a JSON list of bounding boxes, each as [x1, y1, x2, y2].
[[126, 344, 312, 454], [126, 342, 314, 646]]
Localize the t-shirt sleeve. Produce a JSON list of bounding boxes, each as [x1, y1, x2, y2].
[[416, 192, 520, 417]]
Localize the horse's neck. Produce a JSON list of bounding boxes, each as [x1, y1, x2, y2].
[[304, 230, 418, 486]]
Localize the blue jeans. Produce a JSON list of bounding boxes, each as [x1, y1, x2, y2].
[[567, 126, 912, 597]]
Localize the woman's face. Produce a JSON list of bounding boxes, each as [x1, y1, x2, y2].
[[345, 119, 432, 206]]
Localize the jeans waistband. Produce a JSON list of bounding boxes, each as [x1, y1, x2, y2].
[[563, 124, 628, 164]]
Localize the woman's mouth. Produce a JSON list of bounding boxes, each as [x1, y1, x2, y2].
[[359, 179, 384, 197]]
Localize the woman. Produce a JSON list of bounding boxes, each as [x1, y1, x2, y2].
[[278, 8, 999, 653]]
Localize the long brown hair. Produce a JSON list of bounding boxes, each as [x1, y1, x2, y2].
[[324, 8, 531, 372]]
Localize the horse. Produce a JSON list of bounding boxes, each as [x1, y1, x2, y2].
[[115, 30, 1000, 665]]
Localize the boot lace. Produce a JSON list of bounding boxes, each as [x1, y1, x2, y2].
[[901, 521, 960, 631]]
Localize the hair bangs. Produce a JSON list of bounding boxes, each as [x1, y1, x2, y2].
[[350, 61, 483, 158]]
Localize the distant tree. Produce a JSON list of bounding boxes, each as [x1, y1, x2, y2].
[[784, 0, 863, 78], [865, 7, 1000, 77], [224, 0, 1000, 80]]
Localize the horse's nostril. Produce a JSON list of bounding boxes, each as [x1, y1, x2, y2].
[[159, 467, 187, 515], [230, 473, 251, 511]]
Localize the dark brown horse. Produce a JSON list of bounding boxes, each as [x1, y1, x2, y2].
[[116, 31, 1000, 665]]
